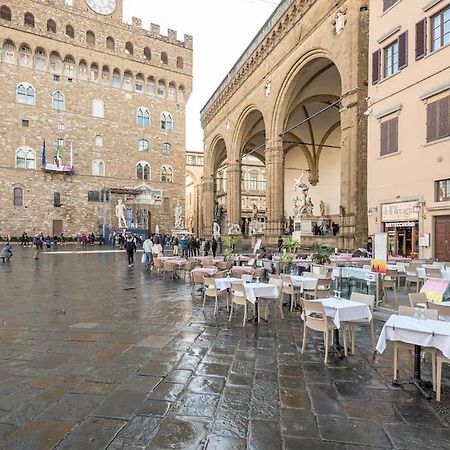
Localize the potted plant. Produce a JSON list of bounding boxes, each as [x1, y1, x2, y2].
[[223, 235, 236, 260], [281, 237, 300, 274], [311, 244, 332, 265]]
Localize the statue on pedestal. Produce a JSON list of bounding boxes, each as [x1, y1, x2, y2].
[[115, 199, 127, 228], [213, 221, 221, 238], [174, 202, 183, 228], [320, 200, 325, 217]]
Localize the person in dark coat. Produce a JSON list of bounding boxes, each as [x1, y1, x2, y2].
[[203, 239, 210, 256], [124, 235, 137, 267], [211, 237, 218, 258]]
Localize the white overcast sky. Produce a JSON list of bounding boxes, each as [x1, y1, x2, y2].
[[123, 0, 277, 151]]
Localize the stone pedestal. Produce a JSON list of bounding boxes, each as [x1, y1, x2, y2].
[[172, 228, 190, 237], [251, 233, 264, 252], [292, 217, 313, 242]]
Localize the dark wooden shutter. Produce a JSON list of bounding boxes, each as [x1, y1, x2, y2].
[[415, 18, 427, 60], [438, 96, 450, 139], [389, 117, 398, 153], [427, 100, 438, 142], [372, 50, 381, 84], [380, 121, 389, 156], [398, 31, 408, 69], [383, 0, 398, 11]]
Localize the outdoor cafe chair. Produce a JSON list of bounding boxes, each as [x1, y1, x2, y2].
[[404, 263, 422, 293], [254, 267, 265, 281], [266, 274, 284, 320], [153, 257, 163, 276], [214, 270, 228, 279], [427, 301, 450, 320], [281, 274, 301, 313], [436, 355, 450, 402], [394, 306, 438, 390], [229, 282, 249, 326], [301, 299, 339, 364], [181, 261, 196, 282], [426, 267, 443, 279], [304, 278, 330, 300], [191, 269, 206, 297], [382, 270, 398, 304], [162, 261, 176, 280], [203, 277, 227, 316], [409, 292, 427, 308], [347, 292, 376, 354]]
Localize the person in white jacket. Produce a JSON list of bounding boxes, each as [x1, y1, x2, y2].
[[142, 237, 153, 270]]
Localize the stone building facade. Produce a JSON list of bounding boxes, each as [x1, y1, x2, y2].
[[201, 0, 369, 249], [367, 0, 450, 260], [0, 0, 192, 238]]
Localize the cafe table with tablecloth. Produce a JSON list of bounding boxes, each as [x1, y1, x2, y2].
[[215, 277, 243, 292], [191, 267, 218, 277], [243, 282, 280, 304]]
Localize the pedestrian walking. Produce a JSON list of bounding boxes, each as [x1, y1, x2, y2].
[[1, 242, 13, 262], [203, 239, 210, 256], [211, 237, 218, 258], [143, 236, 153, 270], [33, 235, 41, 259], [124, 234, 136, 267], [217, 236, 222, 255]]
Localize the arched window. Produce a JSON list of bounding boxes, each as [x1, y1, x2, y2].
[[49, 51, 62, 73], [160, 112, 173, 131], [102, 65, 110, 84], [65, 24, 74, 38], [19, 45, 32, 67], [157, 80, 166, 97], [139, 139, 149, 152], [125, 41, 133, 55], [47, 19, 56, 33], [52, 91, 65, 111], [146, 77, 155, 95], [168, 82, 176, 100], [90, 63, 99, 82], [1, 5, 11, 21], [34, 48, 47, 70], [136, 162, 151, 180], [160, 51, 168, 65], [2, 40, 16, 64], [123, 71, 132, 90], [161, 165, 173, 183], [54, 192, 61, 207], [178, 85, 185, 103], [86, 30, 95, 45], [106, 36, 115, 50], [16, 82, 35, 105], [24, 12, 34, 27], [92, 160, 105, 176], [162, 142, 171, 156], [13, 187, 23, 206], [136, 107, 150, 127], [16, 147, 35, 169], [78, 60, 88, 79], [135, 73, 144, 92], [176, 56, 183, 69], [92, 99, 104, 118], [63, 56, 75, 77], [112, 68, 121, 87], [95, 135, 103, 146], [144, 47, 151, 60]]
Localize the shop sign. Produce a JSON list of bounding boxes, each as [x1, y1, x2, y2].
[[382, 202, 419, 222], [385, 222, 416, 228]]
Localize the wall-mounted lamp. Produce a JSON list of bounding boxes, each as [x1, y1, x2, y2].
[[413, 200, 427, 219], [367, 206, 378, 217]]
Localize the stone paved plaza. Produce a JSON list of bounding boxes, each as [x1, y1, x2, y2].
[[0, 247, 450, 449]]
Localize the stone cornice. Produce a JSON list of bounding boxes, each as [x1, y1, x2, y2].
[[201, 0, 318, 128]]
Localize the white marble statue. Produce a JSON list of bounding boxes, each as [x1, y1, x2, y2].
[[320, 200, 326, 217], [251, 203, 258, 220], [294, 171, 309, 215], [155, 224, 160, 235], [174, 202, 183, 228], [213, 221, 221, 238], [228, 223, 242, 235], [249, 220, 264, 235], [115, 199, 127, 228]]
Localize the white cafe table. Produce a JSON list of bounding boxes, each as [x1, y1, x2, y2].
[[311, 297, 372, 329], [244, 282, 280, 304], [290, 275, 317, 290], [214, 277, 243, 292], [376, 314, 450, 398]]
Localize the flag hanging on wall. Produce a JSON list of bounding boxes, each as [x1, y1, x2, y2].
[[41, 140, 46, 168]]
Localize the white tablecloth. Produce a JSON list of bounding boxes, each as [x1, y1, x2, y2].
[[214, 277, 243, 292], [417, 268, 450, 280], [376, 315, 450, 359], [341, 267, 377, 282], [244, 283, 280, 304], [310, 297, 372, 329], [290, 275, 317, 290]]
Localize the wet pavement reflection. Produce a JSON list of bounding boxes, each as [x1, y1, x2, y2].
[[0, 248, 450, 449]]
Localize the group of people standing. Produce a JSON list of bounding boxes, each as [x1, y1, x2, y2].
[[172, 236, 221, 258]]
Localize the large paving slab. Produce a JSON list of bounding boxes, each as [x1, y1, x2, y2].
[[0, 247, 449, 449]]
